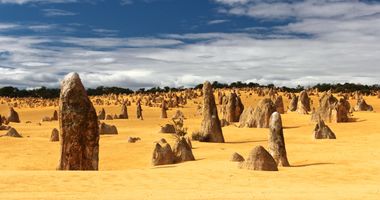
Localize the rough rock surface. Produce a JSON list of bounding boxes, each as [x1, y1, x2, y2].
[[159, 124, 176, 134], [238, 98, 276, 128], [152, 138, 175, 166], [198, 81, 225, 143], [119, 104, 129, 119], [314, 119, 336, 139], [50, 128, 59, 142], [222, 92, 244, 122], [354, 98, 373, 111], [238, 146, 278, 171], [7, 107, 20, 123], [297, 90, 311, 114], [58, 72, 99, 171], [172, 136, 195, 163], [268, 112, 290, 167], [230, 152, 245, 162], [288, 94, 298, 112], [99, 122, 118, 135], [4, 127, 22, 138]]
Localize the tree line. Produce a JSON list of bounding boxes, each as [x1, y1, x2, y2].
[[0, 82, 379, 99]]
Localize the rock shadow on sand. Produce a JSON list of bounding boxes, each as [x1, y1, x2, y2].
[[290, 162, 333, 167], [225, 140, 266, 144]]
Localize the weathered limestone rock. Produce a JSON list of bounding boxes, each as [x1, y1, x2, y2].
[[198, 81, 225, 143], [50, 128, 59, 142], [127, 137, 141, 143], [136, 101, 143, 120], [222, 92, 244, 122], [119, 104, 129, 119], [230, 152, 245, 162], [268, 112, 290, 167], [297, 90, 311, 114], [58, 72, 99, 171], [4, 127, 22, 138], [99, 122, 118, 135], [314, 119, 336, 139], [161, 100, 168, 119], [98, 108, 106, 120], [7, 107, 20, 123], [273, 96, 285, 114], [152, 138, 175, 166], [288, 94, 298, 112], [159, 124, 176, 133], [238, 146, 278, 171], [354, 98, 373, 111], [172, 136, 195, 163], [238, 98, 276, 128]]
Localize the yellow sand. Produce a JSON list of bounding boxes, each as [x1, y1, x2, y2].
[[0, 94, 379, 200]]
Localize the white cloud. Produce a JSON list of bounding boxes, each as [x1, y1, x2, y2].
[[0, 0, 379, 89], [0, 0, 78, 4], [0, 23, 19, 31], [43, 9, 77, 17], [208, 19, 230, 25]]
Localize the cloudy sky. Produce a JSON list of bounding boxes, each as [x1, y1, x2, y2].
[[0, 0, 379, 89]]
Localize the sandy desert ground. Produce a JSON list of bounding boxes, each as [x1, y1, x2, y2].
[[0, 93, 379, 200]]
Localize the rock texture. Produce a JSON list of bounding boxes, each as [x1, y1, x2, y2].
[[119, 104, 129, 119], [58, 72, 99, 171], [314, 119, 336, 139], [288, 94, 298, 112], [160, 100, 168, 119], [198, 81, 225, 143], [159, 124, 176, 134], [238, 98, 276, 128], [7, 107, 20, 123], [4, 128, 22, 138], [268, 112, 290, 167], [127, 137, 141, 143], [222, 92, 244, 123], [136, 101, 143, 120], [273, 96, 285, 114], [52, 110, 58, 121], [311, 92, 338, 122], [172, 136, 195, 163], [354, 98, 373, 111], [99, 122, 118, 135], [98, 108, 106, 120], [50, 128, 59, 142], [297, 90, 311, 114], [152, 138, 175, 166], [230, 152, 245, 162], [238, 146, 278, 171]]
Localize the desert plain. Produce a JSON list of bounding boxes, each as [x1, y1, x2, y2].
[[0, 90, 379, 200]]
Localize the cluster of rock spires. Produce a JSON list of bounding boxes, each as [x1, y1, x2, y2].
[[3, 73, 379, 172], [220, 91, 244, 123], [237, 112, 289, 171], [354, 98, 373, 111], [311, 91, 350, 123], [238, 98, 276, 128], [152, 137, 194, 166]]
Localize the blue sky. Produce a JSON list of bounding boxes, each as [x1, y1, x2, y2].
[[0, 0, 379, 89]]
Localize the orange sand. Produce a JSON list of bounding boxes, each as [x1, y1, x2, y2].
[[0, 94, 379, 199]]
